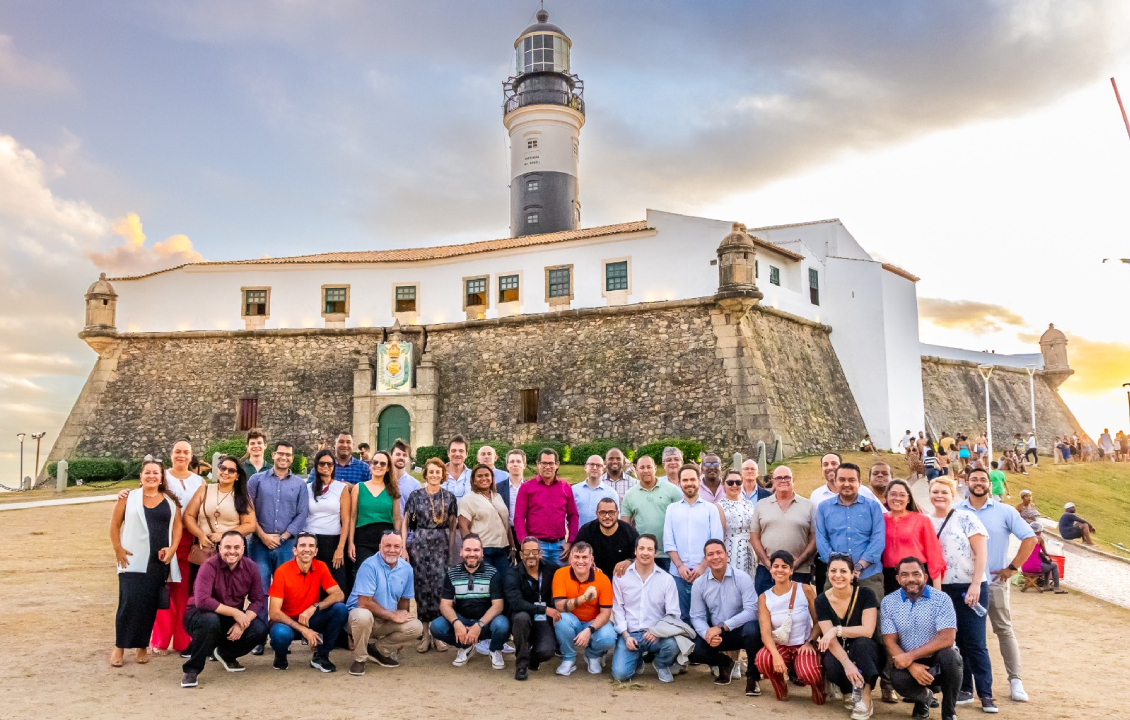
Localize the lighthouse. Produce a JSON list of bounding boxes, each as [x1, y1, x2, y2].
[[503, 9, 585, 237]]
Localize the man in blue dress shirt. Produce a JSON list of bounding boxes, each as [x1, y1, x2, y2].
[[815, 462, 885, 600]]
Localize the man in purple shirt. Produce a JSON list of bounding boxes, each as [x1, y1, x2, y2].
[[514, 448, 579, 569], [181, 531, 268, 688]]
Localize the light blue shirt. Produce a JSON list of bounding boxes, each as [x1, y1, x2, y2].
[[815, 494, 886, 579], [247, 468, 309, 537], [443, 466, 472, 498], [880, 586, 956, 652], [689, 564, 758, 637], [573, 480, 620, 527], [347, 553, 415, 610], [397, 473, 421, 513], [663, 496, 724, 577], [956, 496, 1035, 574]]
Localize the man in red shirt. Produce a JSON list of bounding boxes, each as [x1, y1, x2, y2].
[[267, 532, 347, 672], [514, 448, 579, 568]]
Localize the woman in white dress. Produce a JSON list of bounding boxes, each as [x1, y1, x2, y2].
[[718, 469, 755, 575]]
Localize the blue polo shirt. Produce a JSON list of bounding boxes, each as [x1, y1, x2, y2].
[[347, 553, 415, 610], [880, 585, 957, 652], [815, 494, 886, 579], [334, 456, 372, 485], [955, 496, 1034, 574]]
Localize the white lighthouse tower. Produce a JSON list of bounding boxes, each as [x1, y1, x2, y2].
[[503, 8, 585, 238]]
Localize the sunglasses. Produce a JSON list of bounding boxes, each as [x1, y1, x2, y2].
[[703, 462, 720, 467], [219, 466, 238, 474], [316, 460, 334, 467], [371, 460, 388, 467], [724, 479, 742, 487]]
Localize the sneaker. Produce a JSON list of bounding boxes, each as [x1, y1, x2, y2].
[[251, 644, 265, 656], [213, 648, 245, 672], [981, 698, 999, 714], [745, 677, 762, 696], [586, 656, 603, 675], [515, 664, 529, 681], [491, 650, 505, 669], [672, 661, 687, 675], [1009, 679, 1029, 702], [635, 658, 645, 676], [349, 660, 366, 676], [179, 651, 192, 659], [502, 642, 516, 654], [367, 645, 400, 668], [475, 640, 491, 656], [310, 656, 336, 673], [180, 671, 198, 688], [956, 691, 976, 705], [731, 662, 742, 679], [655, 663, 674, 683], [851, 701, 874, 720], [453, 647, 473, 667], [273, 654, 288, 670], [556, 659, 576, 676], [715, 657, 734, 685]]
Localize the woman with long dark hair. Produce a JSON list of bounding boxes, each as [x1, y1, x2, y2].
[[183, 454, 256, 570], [305, 448, 353, 592], [109, 458, 182, 667], [348, 451, 402, 573], [881, 479, 945, 594], [816, 553, 881, 720]]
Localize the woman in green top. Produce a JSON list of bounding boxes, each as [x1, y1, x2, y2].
[[348, 451, 403, 575]]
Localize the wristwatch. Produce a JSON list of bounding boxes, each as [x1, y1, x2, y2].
[[1007, 563, 1018, 572], [475, 620, 485, 628]]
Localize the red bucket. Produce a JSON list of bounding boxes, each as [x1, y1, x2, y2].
[[1050, 554, 1066, 580]]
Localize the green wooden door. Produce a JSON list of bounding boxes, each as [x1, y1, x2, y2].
[[377, 405, 411, 451]]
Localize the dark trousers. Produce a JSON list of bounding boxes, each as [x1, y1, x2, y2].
[[689, 622, 763, 680], [1025, 449, 1038, 464], [813, 558, 828, 593], [754, 565, 811, 596], [655, 557, 671, 573], [182, 607, 268, 674], [313, 534, 350, 597], [510, 611, 556, 669], [824, 636, 881, 692], [268, 603, 349, 660], [942, 582, 993, 699], [889, 647, 963, 719], [483, 547, 511, 579]]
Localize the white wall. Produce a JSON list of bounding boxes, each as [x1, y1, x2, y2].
[[881, 271, 925, 446]]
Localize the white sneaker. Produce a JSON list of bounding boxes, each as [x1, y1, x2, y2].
[[1009, 679, 1029, 702], [452, 647, 473, 667], [731, 662, 742, 679], [587, 656, 603, 674], [490, 650, 505, 669], [501, 642, 516, 654], [474, 640, 491, 656], [556, 660, 576, 676], [850, 700, 874, 720], [654, 662, 674, 683]]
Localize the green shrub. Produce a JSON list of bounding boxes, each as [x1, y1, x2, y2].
[[467, 440, 509, 469], [48, 457, 129, 485], [414, 445, 447, 466], [46, 461, 58, 478], [567, 439, 631, 465], [292, 455, 308, 476], [519, 439, 568, 466], [634, 439, 706, 465]]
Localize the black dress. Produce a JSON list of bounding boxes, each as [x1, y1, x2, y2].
[[815, 586, 882, 692], [115, 500, 171, 648]]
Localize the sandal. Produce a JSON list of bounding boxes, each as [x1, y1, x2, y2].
[[135, 649, 149, 664], [109, 649, 124, 668]]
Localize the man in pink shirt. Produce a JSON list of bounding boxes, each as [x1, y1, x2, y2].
[[514, 448, 579, 569]]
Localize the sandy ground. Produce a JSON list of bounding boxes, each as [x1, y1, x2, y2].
[[1, 503, 1125, 720]]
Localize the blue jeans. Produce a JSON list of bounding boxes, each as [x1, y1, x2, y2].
[[268, 602, 348, 659], [611, 631, 678, 681], [430, 613, 510, 652], [482, 547, 511, 579], [673, 575, 693, 623], [944, 582, 993, 698], [247, 535, 297, 595], [554, 612, 616, 662], [538, 540, 565, 569]]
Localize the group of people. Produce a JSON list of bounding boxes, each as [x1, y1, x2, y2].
[[110, 430, 1045, 720]]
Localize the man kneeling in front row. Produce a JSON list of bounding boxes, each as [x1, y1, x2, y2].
[[881, 557, 963, 720], [181, 531, 268, 688], [267, 532, 348, 672], [347, 531, 423, 676], [431, 533, 510, 669], [610, 534, 681, 683], [689, 539, 763, 695]]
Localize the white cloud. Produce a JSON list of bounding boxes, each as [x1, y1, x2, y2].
[[87, 212, 204, 276]]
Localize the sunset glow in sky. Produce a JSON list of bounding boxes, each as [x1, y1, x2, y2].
[[1, 1, 1128, 480]]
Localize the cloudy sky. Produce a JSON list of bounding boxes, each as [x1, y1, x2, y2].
[[2, 1, 1129, 481]]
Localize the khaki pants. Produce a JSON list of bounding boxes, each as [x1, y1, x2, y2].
[[349, 608, 424, 663], [987, 581, 1022, 680]]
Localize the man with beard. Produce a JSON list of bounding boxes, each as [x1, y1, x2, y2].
[[506, 537, 559, 680], [575, 497, 638, 577], [957, 468, 1036, 703], [621, 455, 683, 572], [663, 464, 725, 622], [810, 453, 878, 591], [881, 557, 963, 720], [390, 439, 421, 512], [431, 534, 509, 670], [600, 447, 636, 503]]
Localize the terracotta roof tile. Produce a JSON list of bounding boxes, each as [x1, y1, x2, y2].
[[882, 262, 920, 283]]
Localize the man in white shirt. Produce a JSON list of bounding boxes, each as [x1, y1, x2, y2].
[[809, 452, 879, 506], [1025, 433, 1038, 466], [504, 449, 527, 526], [663, 464, 725, 622], [442, 435, 472, 498], [898, 430, 914, 454], [610, 534, 681, 683]]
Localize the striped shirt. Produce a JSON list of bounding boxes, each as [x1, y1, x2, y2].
[[441, 562, 503, 620]]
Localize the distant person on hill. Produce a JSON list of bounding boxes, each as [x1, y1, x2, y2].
[[1058, 503, 1095, 545], [988, 461, 1010, 501], [1098, 429, 1115, 462], [859, 435, 876, 454], [923, 448, 940, 480], [1055, 438, 1071, 463], [1021, 523, 1067, 594], [1015, 490, 1041, 523], [898, 431, 914, 454]]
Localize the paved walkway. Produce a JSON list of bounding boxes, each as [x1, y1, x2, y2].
[[0, 494, 119, 512]]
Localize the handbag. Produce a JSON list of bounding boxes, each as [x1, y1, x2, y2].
[[770, 582, 799, 645], [935, 510, 955, 538], [187, 487, 218, 566]]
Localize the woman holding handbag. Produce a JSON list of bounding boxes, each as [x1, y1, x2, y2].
[[817, 553, 882, 720], [755, 550, 826, 705], [109, 458, 182, 667], [183, 455, 256, 569]]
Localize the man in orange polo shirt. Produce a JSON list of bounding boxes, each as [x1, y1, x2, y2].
[[267, 532, 347, 672], [552, 541, 615, 676]]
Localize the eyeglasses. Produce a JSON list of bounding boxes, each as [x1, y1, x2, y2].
[[702, 462, 720, 467], [585, 462, 604, 467], [772, 476, 792, 482], [724, 480, 742, 487], [520, 549, 542, 556], [596, 509, 618, 515]]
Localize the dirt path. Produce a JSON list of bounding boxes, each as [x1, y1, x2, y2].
[[0, 503, 1124, 720]]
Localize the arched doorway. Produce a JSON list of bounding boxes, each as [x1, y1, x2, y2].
[[377, 405, 411, 451]]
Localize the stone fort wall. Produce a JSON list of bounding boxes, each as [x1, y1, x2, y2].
[[47, 298, 866, 464], [920, 356, 1086, 452]]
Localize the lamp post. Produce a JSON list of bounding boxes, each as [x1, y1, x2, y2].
[[978, 365, 994, 464], [1025, 366, 1037, 436], [1123, 383, 1130, 431], [16, 433, 26, 489], [31, 432, 46, 481]]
